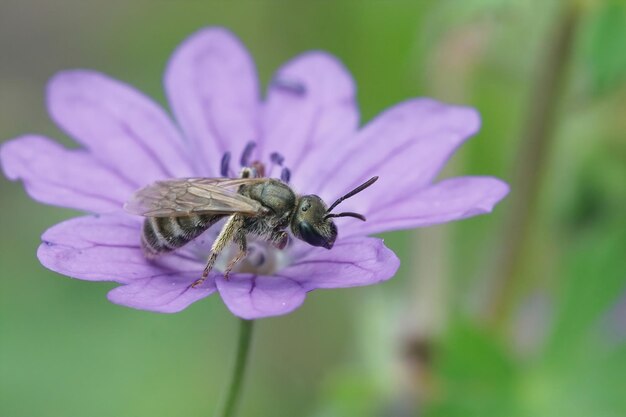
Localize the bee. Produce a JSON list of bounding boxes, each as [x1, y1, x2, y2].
[[124, 164, 378, 288]]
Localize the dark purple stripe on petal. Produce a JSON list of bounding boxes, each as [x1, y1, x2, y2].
[[47, 70, 194, 186], [216, 273, 306, 319], [107, 271, 216, 313], [0, 135, 136, 213], [117, 120, 179, 179], [305, 99, 481, 214], [37, 214, 202, 283], [261, 52, 359, 182], [344, 176, 510, 237], [164, 28, 261, 177], [280, 237, 400, 291]]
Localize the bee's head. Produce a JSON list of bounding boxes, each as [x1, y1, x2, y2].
[[291, 195, 337, 249], [290, 177, 378, 250]]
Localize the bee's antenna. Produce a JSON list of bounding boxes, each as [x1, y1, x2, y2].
[[324, 212, 367, 222], [327, 176, 379, 213]]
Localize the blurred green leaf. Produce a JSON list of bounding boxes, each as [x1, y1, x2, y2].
[[585, 0, 626, 94], [521, 219, 626, 417], [425, 322, 520, 417], [313, 368, 382, 417], [547, 224, 626, 357]]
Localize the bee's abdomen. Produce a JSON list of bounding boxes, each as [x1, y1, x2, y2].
[[141, 214, 222, 257]]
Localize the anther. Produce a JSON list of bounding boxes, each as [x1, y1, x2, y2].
[[220, 152, 231, 177], [240, 141, 257, 167], [281, 167, 291, 183], [270, 152, 285, 166]]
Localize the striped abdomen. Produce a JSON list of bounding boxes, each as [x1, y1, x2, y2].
[[141, 214, 223, 257]]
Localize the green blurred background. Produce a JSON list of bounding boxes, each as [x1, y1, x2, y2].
[[1, 0, 625, 416]]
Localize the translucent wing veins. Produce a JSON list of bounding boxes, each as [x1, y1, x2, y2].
[[124, 178, 266, 217]]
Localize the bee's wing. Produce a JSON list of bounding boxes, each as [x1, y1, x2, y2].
[[124, 178, 267, 217]]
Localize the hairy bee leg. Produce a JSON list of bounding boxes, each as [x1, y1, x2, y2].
[[270, 230, 289, 250], [191, 214, 244, 288], [224, 232, 247, 279]]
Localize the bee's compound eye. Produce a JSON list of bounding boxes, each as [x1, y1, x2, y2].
[[297, 221, 331, 248]]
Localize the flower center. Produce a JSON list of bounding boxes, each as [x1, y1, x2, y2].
[[183, 215, 291, 277], [178, 141, 297, 277], [217, 240, 289, 276]]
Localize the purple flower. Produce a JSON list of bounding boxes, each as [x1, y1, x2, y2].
[[0, 28, 508, 319]]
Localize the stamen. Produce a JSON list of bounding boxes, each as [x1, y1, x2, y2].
[[240, 141, 257, 167], [251, 161, 266, 178], [270, 152, 285, 166], [220, 152, 231, 177], [281, 167, 291, 183]]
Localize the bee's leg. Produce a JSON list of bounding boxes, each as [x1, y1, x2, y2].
[[270, 230, 289, 250], [224, 232, 247, 279], [191, 214, 243, 288]]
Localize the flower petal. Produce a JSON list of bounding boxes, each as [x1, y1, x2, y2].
[[309, 99, 481, 206], [47, 70, 193, 186], [164, 28, 260, 176], [107, 273, 217, 313], [37, 214, 201, 283], [1, 135, 136, 213], [280, 237, 399, 290], [261, 52, 358, 185], [216, 274, 306, 319], [344, 176, 510, 237]]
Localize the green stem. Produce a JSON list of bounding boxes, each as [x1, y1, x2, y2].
[[486, 1, 581, 326], [216, 319, 254, 417]]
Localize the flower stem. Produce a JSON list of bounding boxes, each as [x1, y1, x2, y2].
[[216, 319, 254, 417], [486, 2, 581, 326]]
